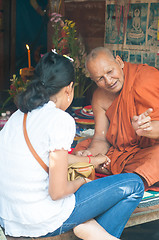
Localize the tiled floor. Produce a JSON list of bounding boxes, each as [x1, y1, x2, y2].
[[121, 220, 159, 240]]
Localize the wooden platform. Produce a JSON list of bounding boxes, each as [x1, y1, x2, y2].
[[1, 204, 159, 240], [126, 204, 159, 228]]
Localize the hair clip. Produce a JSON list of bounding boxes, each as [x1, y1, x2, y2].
[[41, 81, 45, 86], [63, 55, 74, 62], [51, 49, 58, 54]]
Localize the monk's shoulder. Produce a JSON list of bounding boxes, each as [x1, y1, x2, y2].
[[92, 88, 115, 110]]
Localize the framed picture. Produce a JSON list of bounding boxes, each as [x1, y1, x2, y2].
[[105, 0, 159, 68]]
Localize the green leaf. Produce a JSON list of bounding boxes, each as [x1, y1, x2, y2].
[[1, 95, 12, 112]]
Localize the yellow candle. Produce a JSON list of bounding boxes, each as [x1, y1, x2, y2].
[[26, 44, 31, 68]]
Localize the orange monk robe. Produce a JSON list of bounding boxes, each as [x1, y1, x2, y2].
[[74, 62, 159, 190], [106, 62, 159, 189]]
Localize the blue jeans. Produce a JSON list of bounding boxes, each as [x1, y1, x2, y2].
[[43, 173, 144, 238]]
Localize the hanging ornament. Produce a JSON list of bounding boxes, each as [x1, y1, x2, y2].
[[157, 18, 159, 41], [115, 0, 131, 36], [49, 0, 62, 14]]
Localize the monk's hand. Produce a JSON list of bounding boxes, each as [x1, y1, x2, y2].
[[95, 164, 111, 175], [132, 108, 153, 136]]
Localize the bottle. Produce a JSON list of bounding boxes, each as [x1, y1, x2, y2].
[[6, 110, 11, 120], [0, 112, 8, 130]]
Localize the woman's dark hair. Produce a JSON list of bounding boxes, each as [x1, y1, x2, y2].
[[16, 52, 75, 113]]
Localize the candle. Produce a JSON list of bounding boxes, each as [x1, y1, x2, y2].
[[26, 44, 31, 68]]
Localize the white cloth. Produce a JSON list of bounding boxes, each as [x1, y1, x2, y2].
[[0, 101, 76, 237]]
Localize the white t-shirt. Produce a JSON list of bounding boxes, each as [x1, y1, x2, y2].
[[0, 101, 76, 237]]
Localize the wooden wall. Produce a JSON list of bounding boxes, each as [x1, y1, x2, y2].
[[64, 0, 105, 52], [0, 0, 4, 92], [0, 0, 16, 94]]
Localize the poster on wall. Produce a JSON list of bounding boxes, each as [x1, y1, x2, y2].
[[105, 0, 159, 68]]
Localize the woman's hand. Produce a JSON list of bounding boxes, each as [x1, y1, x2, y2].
[[73, 153, 111, 174], [91, 154, 111, 169], [49, 150, 90, 200]]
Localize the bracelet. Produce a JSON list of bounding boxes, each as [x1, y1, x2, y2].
[[88, 155, 92, 163]]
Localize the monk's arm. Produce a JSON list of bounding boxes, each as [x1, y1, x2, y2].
[[132, 108, 159, 139], [86, 89, 110, 156]]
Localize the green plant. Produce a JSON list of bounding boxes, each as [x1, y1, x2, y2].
[[50, 13, 64, 54], [9, 74, 30, 97], [51, 14, 92, 99], [63, 20, 92, 98], [1, 74, 30, 111]]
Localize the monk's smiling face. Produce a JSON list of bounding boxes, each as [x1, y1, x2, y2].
[[87, 52, 125, 94]]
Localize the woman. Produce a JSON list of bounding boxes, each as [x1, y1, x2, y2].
[[0, 52, 144, 239]]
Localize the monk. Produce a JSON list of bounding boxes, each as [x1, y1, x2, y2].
[[74, 47, 159, 190]]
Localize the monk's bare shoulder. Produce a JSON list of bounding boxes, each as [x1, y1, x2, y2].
[[92, 87, 115, 111]]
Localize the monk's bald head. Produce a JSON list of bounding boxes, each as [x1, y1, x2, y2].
[[85, 47, 125, 93], [86, 47, 115, 67]]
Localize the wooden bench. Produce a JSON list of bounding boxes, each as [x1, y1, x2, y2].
[[1, 204, 159, 240]]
